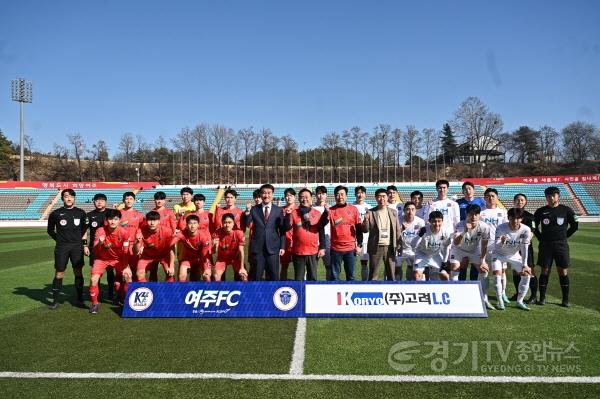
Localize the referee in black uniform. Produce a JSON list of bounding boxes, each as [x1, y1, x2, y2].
[[87, 193, 113, 300], [511, 193, 538, 304], [533, 186, 578, 307], [47, 189, 89, 309]]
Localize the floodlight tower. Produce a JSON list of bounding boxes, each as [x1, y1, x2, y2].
[[11, 78, 33, 181]]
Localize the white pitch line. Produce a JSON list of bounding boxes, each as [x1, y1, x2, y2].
[[289, 317, 307, 375], [0, 372, 599, 384]]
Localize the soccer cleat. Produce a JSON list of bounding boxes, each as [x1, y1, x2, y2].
[[48, 302, 60, 310], [538, 297, 546, 306], [502, 294, 511, 304], [516, 302, 530, 311], [89, 304, 100, 314], [561, 300, 571, 308], [526, 296, 537, 305], [509, 293, 518, 302], [496, 301, 506, 310], [485, 300, 496, 310]]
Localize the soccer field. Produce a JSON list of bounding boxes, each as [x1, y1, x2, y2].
[[1, 226, 599, 398]]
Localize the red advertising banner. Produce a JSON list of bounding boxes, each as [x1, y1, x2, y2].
[[0, 181, 158, 190], [464, 175, 600, 186]]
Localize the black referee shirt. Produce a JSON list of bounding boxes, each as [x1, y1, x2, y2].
[[47, 207, 88, 245], [533, 204, 578, 242], [86, 209, 106, 244]]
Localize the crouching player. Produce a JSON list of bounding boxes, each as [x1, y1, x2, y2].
[[412, 211, 452, 281], [213, 213, 248, 282], [172, 215, 213, 281], [493, 208, 533, 311], [89, 209, 132, 313], [134, 211, 176, 282]]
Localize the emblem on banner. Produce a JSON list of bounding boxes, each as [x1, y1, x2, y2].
[[273, 287, 298, 311], [129, 287, 154, 311]]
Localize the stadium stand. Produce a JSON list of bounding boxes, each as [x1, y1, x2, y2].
[[494, 183, 583, 215], [0, 189, 56, 219], [569, 182, 600, 215]]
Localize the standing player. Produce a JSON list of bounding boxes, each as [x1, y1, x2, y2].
[[214, 213, 248, 281], [152, 191, 177, 231], [87, 193, 114, 301], [386, 185, 403, 213], [313, 186, 332, 280], [412, 211, 453, 281], [511, 193, 537, 304], [480, 188, 509, 303], [177, 193, 212, 234], [409, 190, 428, 220], [456, 181, 486, 281], [353, 186, 372, 281], [88, 209, 132, 313], [280, 188, 297, 280], [450, 205, 490, 281], [119, 191, 144, 279], [427, 180, 460, 272], [321, 186, 363, 281], [47, 189, 89, 309], [173, 186, 196, 217], [533, 186, 578, 307], [493, 208, 533, 311], [396, 201, 426, 281], [172, 214, 212, 282], [134, 211, 176, 282], [213, 188, 244, 232]]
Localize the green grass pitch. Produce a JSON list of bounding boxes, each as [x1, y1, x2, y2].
[[0, 226, 599, 398]]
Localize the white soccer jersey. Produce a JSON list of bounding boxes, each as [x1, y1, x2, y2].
[[353, 202, 372, 260], [313, 205, 331, 247], [415, 206, 428, 221], [353, 202, 371, 222], [428, 198, 460, 232], [480, 207, 508, 241], [493, 223, 532, 261], [453, 220, 491, 253], [413, 225, 453, 258], [400, 216, 426, 257]]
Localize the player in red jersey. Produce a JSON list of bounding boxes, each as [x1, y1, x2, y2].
[[171, 214, 213, 282], [279, 188, 297, 280], [117, 192, 144, 279], [177, 193, 212, 234], [213, 213, 247, 282], [88, 209, 132, 314], [134, 211, 176, 282], [212, 189, 244, 233], [153, 191, 177, 231]]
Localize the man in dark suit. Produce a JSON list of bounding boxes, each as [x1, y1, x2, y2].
[[242, 184, 290, 280]]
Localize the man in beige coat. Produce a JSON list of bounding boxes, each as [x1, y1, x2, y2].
[[362, 188, 403, 280]]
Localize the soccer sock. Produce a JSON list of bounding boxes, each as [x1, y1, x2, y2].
[[106, 268, 115, 295], [450, 270, 460, 281], [361, 264, 369, 281], [120, 282, 129, 300], [559, 275, 570, 302], [501, 272, 507, 295], [479, 271, 488, 300], [458, 268, 467, 281], [513, 274, 521, 294], [494, 275, 503, 304], [517, 275, 531, 303], [165, 276, 175, 282], [75, 275, 84, 301], [114, 281, 121, 297], [395, 266, 403, 281], [89, 285, 99, 305], [51, 277, 63, 303], [529, 275, 538, 298], [539, 273, 549, 299]]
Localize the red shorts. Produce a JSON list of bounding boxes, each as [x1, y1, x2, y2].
[[180, 257, 212, 272], [137, 257, 171, 272], [215, 259, 243, 273], [92, 259, 127, 276]]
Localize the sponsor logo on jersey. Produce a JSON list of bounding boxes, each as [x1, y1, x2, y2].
[[273, 287, 298, 311], [59, 219, 67, 226], [129, 287, 154, 311], [543, 218, 550, 225], [333, 217, 343, 225], [74, 219, 80, 226], [557, 217, 564, 225], [91, 221, 98, 228]]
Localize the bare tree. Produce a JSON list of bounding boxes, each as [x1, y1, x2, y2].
[[390, 128, 402, 182], [422, 128, 435, 182], [89, 140, 109, 180], [562, 121, 597, 163], [238, 127, 255, 184], [192, 123, 208, 184], [281, 134, 298, 184], [538, 125, 558, 163], [403, 125, 420, 182], [67, 133, 86, 181], [451, 97, 504, 163], [321, 131, 340, 182], [373, 124, 391, 182], [349, 126, 364, 182]]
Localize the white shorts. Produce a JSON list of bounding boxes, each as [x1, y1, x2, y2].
[[491, 254, 524, 272], [396, 253, 415, 267], [449, 247, 482, 266], [414, 254, 443, 271], [360, 233, 369, 261]]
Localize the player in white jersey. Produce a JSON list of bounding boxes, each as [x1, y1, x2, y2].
[[396, 201, 426, 281], [412, 211, 453, 281], [492, 208, 533, 311], [353, 186, 372, 281], [449, 204, 490, 282], [480, 188, 509, 304], [428, 179, 460, 234], [386, 185, 403, 213], [313, 186, 332, 280]]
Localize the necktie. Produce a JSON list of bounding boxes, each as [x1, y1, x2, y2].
[[264, 205, 270, 223]]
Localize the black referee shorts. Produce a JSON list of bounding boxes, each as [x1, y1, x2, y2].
[[54, 244, 85, 272], [537, 240, 570, 269]]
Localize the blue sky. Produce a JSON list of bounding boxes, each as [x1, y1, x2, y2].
[[1, 0, 599, 154]]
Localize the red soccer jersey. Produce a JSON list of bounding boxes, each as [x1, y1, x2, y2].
[[154, 207, 177, 230], [172, 229, 212, 260], [212, 207, 244, 235], [283, 204, 298, 251], [93, 226, 131, 261], [177, 210, 212, 233], [290, 207, 323, 255], [216, 228, 245, 262], [328, 204, 361, 252], [135, 224, 174, 259], [119, 207, 144, 239]]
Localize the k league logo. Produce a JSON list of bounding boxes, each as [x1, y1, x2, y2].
[[273, 287, 298, 311], [129, 287, 154, 311]]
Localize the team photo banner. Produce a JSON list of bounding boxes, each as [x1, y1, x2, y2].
[[123, 281, 486, 318], [122, 281, 303, 318], [303, 281, 486, 317]]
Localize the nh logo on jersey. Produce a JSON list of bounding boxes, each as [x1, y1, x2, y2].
[[129, 287, 154, 311]]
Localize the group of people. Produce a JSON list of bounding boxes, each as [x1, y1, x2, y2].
[[46, 180, 578, 314]]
